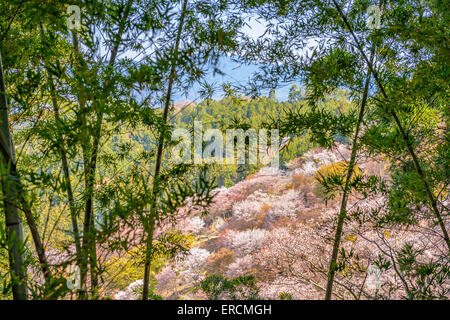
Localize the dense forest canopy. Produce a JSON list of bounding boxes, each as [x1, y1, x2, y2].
[[0, 0, 448, 301]]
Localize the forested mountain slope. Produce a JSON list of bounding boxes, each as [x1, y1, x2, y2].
[[117, 144, 448, 300]]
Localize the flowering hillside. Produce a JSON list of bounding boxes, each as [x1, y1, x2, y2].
[[116, 144, 449, 300]]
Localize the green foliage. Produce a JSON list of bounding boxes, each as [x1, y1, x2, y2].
[[314, 161, 362, 200], [173, 90, 353, 186], [396, 244, 450, 300], [0, 0, 448, 301], [199, 274, 260, 300], [279, 292, 292, 300]]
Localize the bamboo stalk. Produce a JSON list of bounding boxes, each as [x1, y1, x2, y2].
[[142, 0, 189, 300]]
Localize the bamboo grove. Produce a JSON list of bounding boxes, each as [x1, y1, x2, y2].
[[0, 0, 448, 300]]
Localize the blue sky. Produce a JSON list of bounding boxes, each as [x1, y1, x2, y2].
[[172, 18, 299, 102], [172, 57, 297, 102]]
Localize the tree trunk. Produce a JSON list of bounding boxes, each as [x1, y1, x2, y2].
[[81, 112, 102, 295], [17, 182, 52, 283], [142, 0, 189, 300], [72, 2, 132, 297], [0, 50, 27, 300], [38, 21, 82, 269], [331, 0, 450, 251], [325, 63, 372, 300], [71, 30, 91, 299], [48, 74, 82, 265]]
